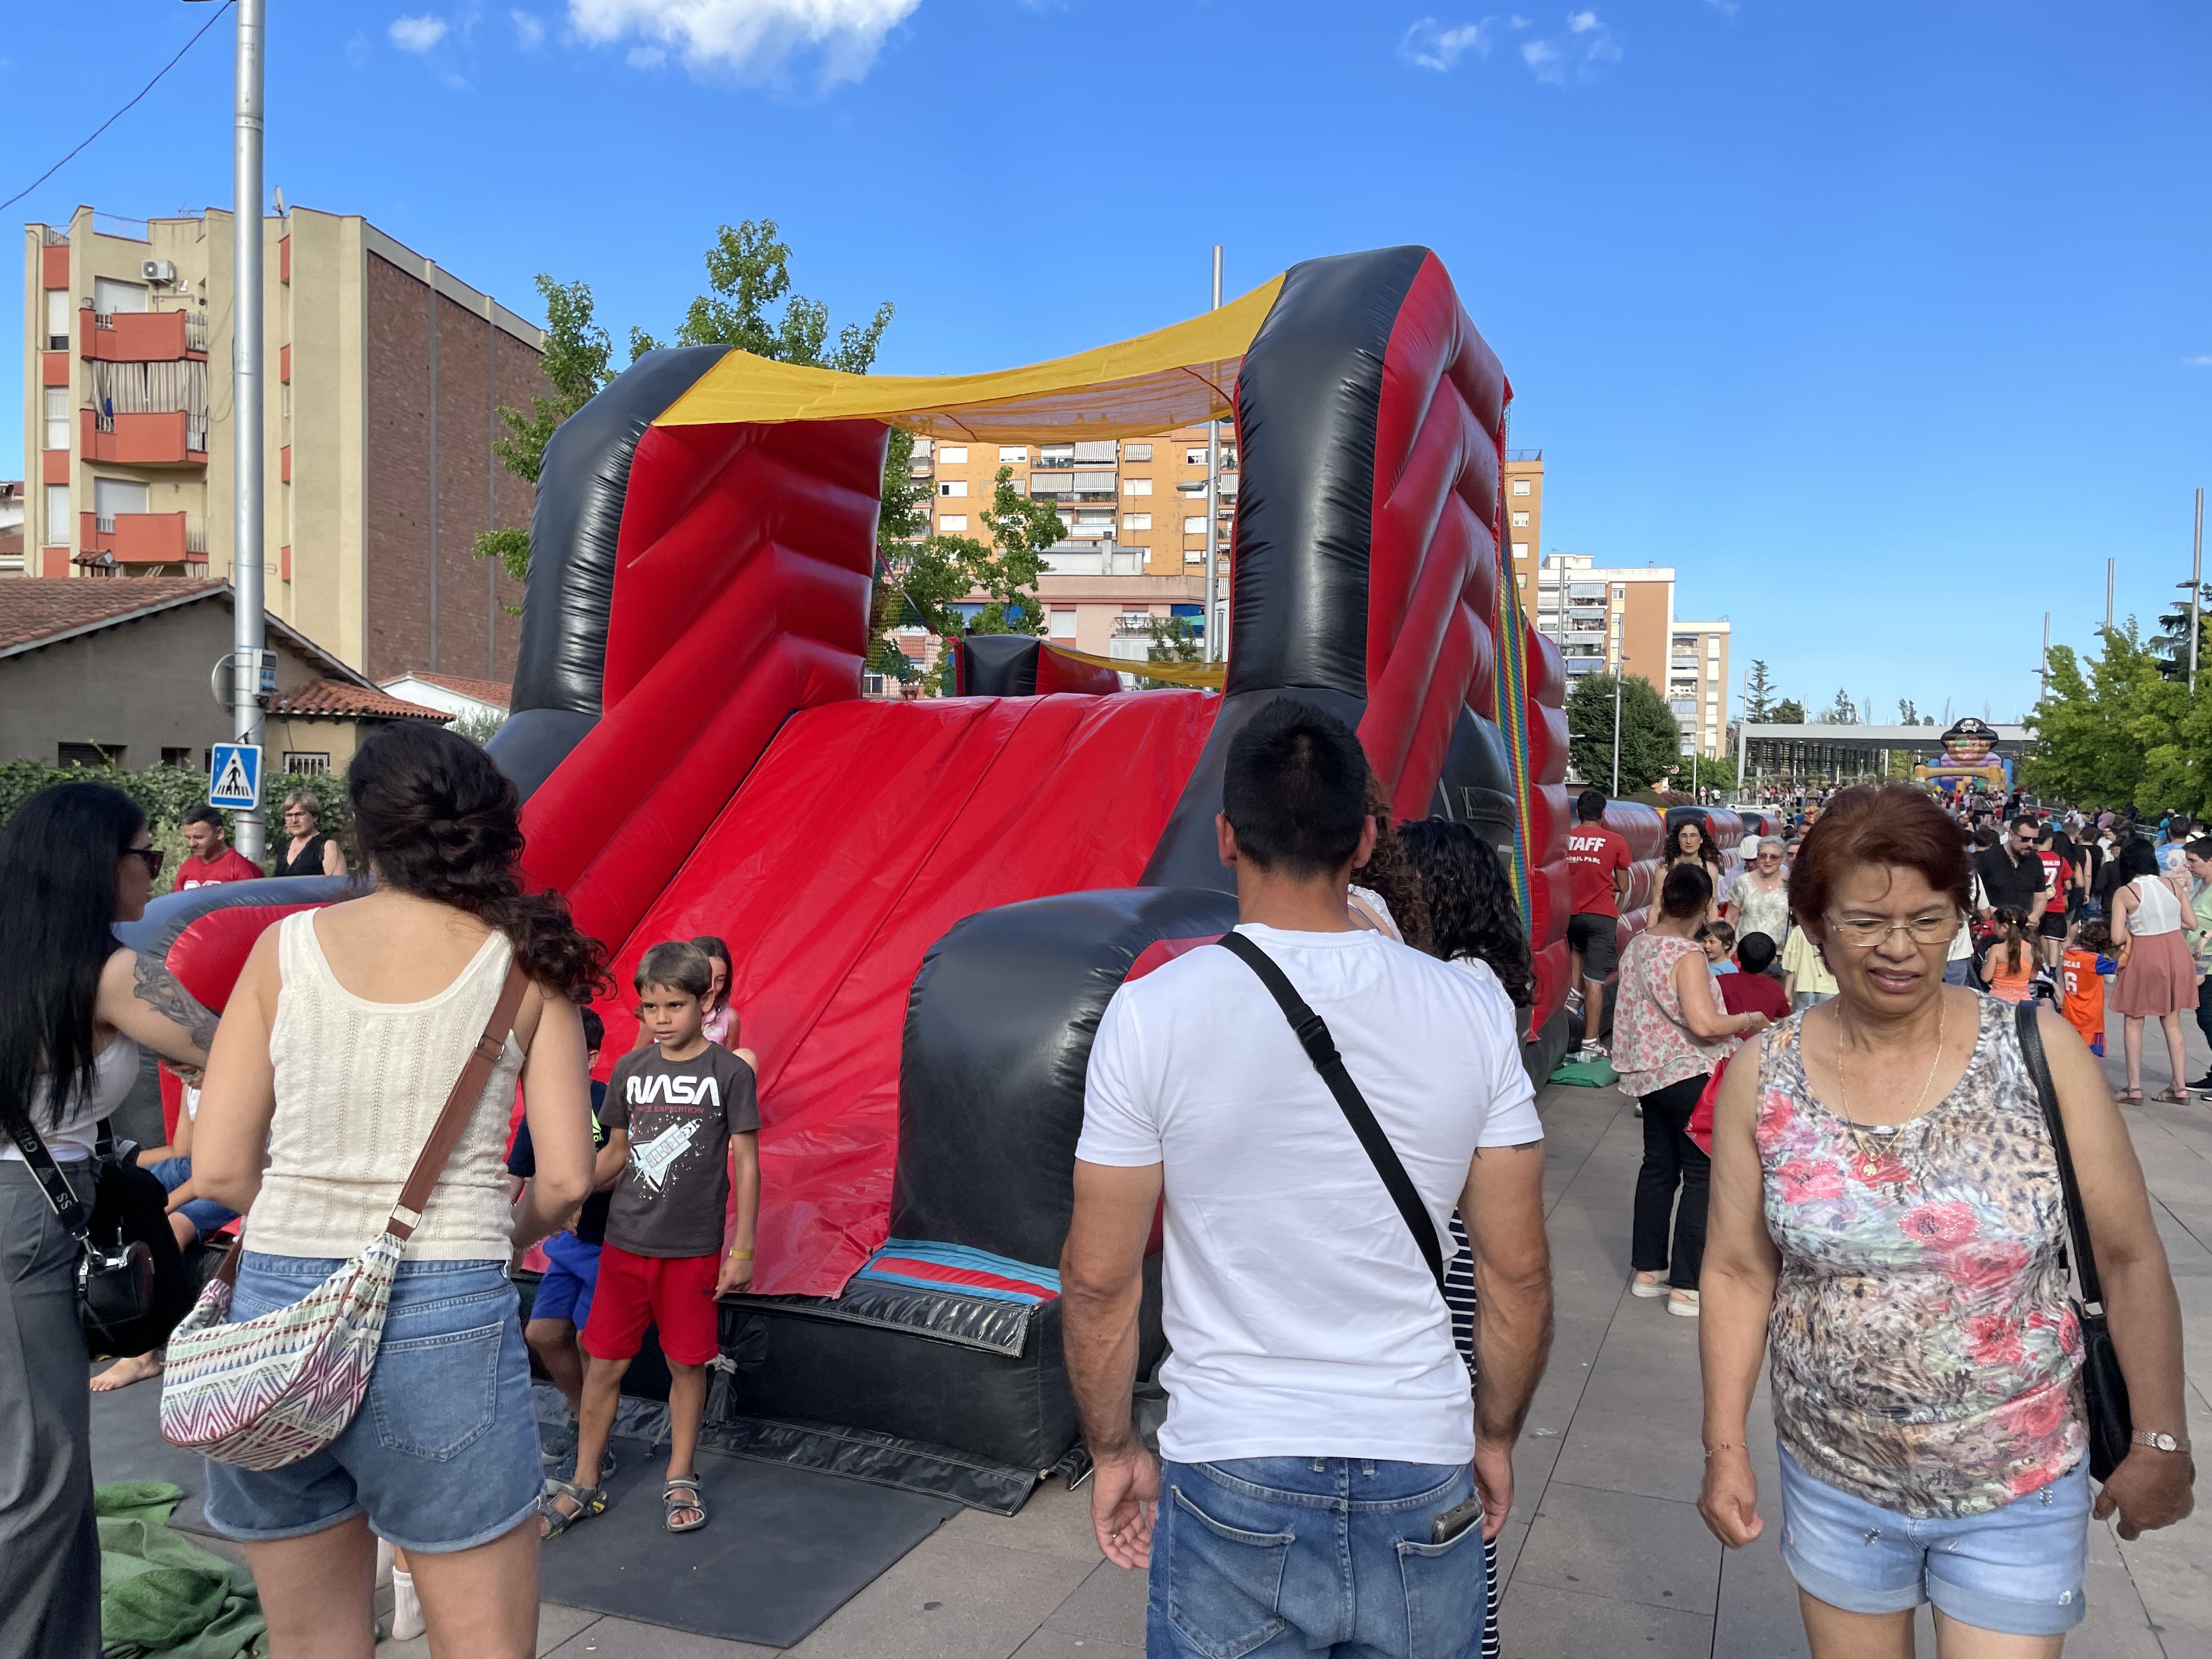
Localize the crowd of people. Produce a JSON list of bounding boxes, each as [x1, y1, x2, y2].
[[0, 719, 2202, 1659]]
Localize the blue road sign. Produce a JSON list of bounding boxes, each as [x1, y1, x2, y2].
[[209, 742, 262, 810]]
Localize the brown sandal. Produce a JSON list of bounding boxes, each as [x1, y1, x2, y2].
[[2153, 1086, 2189, 1104]]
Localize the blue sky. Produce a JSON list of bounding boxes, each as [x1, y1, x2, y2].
[[7, 1, 2210, 723]]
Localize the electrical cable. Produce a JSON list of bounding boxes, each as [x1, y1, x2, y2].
[[1, 2, 235, 216]]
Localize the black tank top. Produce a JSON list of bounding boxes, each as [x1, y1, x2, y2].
[[272, 834, 329, 878]]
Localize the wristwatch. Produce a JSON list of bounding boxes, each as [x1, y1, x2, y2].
[[2130, 1429, 2191, 1454]]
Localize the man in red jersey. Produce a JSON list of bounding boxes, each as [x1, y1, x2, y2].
[[173, 804, 262, 890], [1565, 788, 1631, 1057]]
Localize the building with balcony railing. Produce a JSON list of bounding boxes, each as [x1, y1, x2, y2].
[[19, 203, 545, 684]]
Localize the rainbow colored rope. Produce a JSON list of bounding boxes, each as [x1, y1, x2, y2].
[[1491, 434, 1537, 925]]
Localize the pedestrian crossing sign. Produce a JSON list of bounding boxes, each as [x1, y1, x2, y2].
[[209, 743, 262, 810]]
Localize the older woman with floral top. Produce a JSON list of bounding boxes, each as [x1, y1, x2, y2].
[[1698, 784, 2192, 1657]]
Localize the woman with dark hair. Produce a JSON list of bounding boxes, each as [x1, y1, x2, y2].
[[1664, 814, 1728, 922], [1699, 785, 2192, 1654], [0, 784, 222, 1659], [2109, 836, 2197, 1103], [1614, 863, 1770, 1318], [1344, 772, 1435, 953], [1977, 907, 2038, 1004], [191, 722, 607, 1659], [691, 935, 735, 1047]]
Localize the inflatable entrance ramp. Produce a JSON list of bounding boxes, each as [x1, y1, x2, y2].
[[485, 246, 1571, 1498]]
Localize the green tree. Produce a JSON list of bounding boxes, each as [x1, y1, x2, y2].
[[1742, 659, 1777, 723], [1565, 673, 1680, 795], [954, 467, 1060, 635], [1136, 616, 1203, 690], [2023, 623, 2195, 811], [1686, 754, 1736, 796], [628, 219, 892, 373], [1819, 689, 1858, 725], [1771, 697, 1807, 725], [1898, 698, 1918, 725], [470, 276, 618, 583]]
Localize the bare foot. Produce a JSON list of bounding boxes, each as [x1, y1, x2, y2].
[[91, 1353, 163, 1392]]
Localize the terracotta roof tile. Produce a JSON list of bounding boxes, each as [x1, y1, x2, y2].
[[266, 679, 452, 721], [0, 578, 226, 654], [387, 670, 512, 707]]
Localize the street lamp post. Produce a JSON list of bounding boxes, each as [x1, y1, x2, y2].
[[1610, 656, 1628, 797]]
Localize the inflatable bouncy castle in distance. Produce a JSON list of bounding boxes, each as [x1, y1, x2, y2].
[[129, 249, 1575, 1507]]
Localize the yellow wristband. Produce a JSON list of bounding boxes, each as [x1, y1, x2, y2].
[[727, 1248, 754, 1260]]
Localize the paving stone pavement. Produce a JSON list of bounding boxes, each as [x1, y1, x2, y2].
[[360, 1031, 2212, 1657]]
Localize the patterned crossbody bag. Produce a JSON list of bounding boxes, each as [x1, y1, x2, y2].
[[159, 962, 529, 1471]]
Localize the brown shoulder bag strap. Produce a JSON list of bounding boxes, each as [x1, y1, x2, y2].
[[387, 960, 532, 1243]]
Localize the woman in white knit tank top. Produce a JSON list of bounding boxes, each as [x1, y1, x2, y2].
[[192, 724, 605, 1659]]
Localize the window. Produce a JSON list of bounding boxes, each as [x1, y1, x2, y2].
[[938, 514, 968, 532], [94, 478, 148, 518], [1708, 639, 1722, 657], [58, 743, 125, 768], [938, 445, 969, 464], [1511, 511, 1530, 528], [93, 277, 148, 315], [1122, 478, 1152, 496], [281, 753, 331, 775], [44, 387, 69, 450], [1124, 443, 1152, 461], [1185, 447, 1208, 466], [46, 289, 69, 350], [1039, 444, 1075, 466], [1049, 610, 1077, 640], [1072, 440, 1118, 464], [1511, 541, 1528, 562], [1183, 515, 1207, 534], [1185, 548, 1207, 565], [1122, 512, 1152, 531], [281, 383, 291, 420], [43, 484, 69, 544], [160, 747, 193, 768], [997, 445, 1026, 464], [1516, 572, 1527, 589], [938, 480, 967, 498], [1511, 479, 1531, 496]]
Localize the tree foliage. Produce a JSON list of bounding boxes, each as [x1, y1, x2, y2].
[[2022, 623, 2199, 812], [1771, 697, 1807, 725], [1137, 616, 1202, 690], [1565, 673, 1681, 795], [1742, 659, 1777, 723], [1819, 689, 1858, 725], [628, 220, 892, 373]]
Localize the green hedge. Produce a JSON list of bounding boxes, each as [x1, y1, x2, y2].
[[0, 760, 350, 846]]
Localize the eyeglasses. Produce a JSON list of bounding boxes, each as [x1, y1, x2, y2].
[[126, 847, 166, 878], [1824, 911, 1957, 948]]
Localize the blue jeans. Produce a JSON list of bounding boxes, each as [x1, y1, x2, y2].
[[142, 1156, 236, 1243], [1148, 1458, 1486, 1659]]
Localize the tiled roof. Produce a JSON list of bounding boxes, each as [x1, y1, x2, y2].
[[0, 577, 225, 654], [266, 679, 452, 722], [386, 670, 512, 707]]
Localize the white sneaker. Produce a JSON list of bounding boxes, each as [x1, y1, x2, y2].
[[391, 1569, 425, 1642], [1667, 1289, 1701, 1318], [1630, 1273, 1668, 1299]]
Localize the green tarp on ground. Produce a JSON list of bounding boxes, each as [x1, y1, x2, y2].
[[1549, 1054, 1620, 1087], [94, 1483, 267, 1659]]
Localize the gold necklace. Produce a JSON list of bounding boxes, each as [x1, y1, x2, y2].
[[1832, 996, 1949, 1177]]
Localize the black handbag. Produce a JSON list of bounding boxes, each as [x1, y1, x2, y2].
[[2012, 1002, 2133, 1480], [4, 1112, 191, 1359], [1216, 932, 1448, 1300]]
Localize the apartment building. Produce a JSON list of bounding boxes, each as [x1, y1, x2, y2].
[[20, 205, 543, 683], [1503, 450, 1542, 606], [906, 426, 1228, 665], [1670, 618, 1730, 760], [1534, 554, 1674, 684], [0, 481, 21, 570]]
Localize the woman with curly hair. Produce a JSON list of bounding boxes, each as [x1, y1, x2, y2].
[[1664, 812, 1728, 924], [1345, 772, 1434, 952], [191, 721, 611, 1659]]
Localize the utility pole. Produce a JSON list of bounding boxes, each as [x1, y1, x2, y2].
[[2192, 488, 2204, 696], [1611, 656, 1627, 797], [228, 0, 267, 859], [2106, 557, 2114, 634], [2041, 612, 2050, 704], [1204, 246, 1222, 664]]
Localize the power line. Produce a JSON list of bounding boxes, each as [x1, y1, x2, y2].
[[0, 2, 235, 217]]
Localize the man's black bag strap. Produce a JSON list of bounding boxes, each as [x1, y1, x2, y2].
[[2013, 1001, 2104, 1311], [1216, 930, 1448, 1300]]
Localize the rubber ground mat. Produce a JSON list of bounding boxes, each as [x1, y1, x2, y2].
[[541, 1434, 956, 1646]]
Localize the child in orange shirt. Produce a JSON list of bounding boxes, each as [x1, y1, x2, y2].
[[2061, 919, 2119, 1057]]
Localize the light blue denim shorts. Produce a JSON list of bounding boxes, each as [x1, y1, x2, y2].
[[201, 1254, 543, 1554], [1777, 1445, 2090, 1637]]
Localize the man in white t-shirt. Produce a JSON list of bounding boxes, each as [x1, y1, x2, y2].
[[1062, 699, 1553, 1659]]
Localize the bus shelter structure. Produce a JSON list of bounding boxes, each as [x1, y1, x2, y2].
[[1734, 723, 2032, 794]]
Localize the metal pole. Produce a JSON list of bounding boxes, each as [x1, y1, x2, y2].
[[1610, 661, 1624, 797], [1204, 246, 1222, 664], [2106, 557, 2114, 634], [2041, 612, 2050, 703], [2191, 488, 2203, 696], [230, 0, 266, 860]]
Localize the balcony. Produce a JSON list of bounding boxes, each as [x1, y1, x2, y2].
[[82, 409, 208, 466], [1039, 545, 1146, 575], [78, 511, 207, 567], [79, 307, 207, 363]]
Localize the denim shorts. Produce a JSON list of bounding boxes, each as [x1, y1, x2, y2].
[[201, 1254, 544, 1554], [1776, 1446, 2090, 1637], [143, 1155, 237, 1243]]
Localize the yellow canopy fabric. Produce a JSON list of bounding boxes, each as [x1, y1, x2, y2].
[[1044, 644, 1226, 690], [653, 276, 1286, 441]]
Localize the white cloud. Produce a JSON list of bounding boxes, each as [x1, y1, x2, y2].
[[346, 31, 374, 66], [568, 0, 922, 87], [389, 14, 451, 52], [1567, 9, 1597, 31], [1400, 17, 1491, 71], [1522, 37, 1563, 82], [1519, 8, 1619, 83], [1706, 0, 1739, 13], [627, 43, 667, 66], [511, 9, 546, 46], [2186, 355, 2212, 368]]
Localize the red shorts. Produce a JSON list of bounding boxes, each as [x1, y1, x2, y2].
[[578, 1244, 722, 1367]]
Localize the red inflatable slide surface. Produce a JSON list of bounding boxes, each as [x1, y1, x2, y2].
[[592, 687, 1219, 1299]]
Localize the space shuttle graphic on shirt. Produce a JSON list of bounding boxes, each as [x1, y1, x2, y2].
[[628, 1118, 703, 1194]]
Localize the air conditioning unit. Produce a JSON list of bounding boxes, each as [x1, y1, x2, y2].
[[142, 258, 178, 286]]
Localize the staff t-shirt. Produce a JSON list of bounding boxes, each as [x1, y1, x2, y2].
[[1566, 825, 1631, 918], [600, 1043, 758, 1258], [1077, 924, 1543, 1466], [507, 1079, 612, 1246], [174, 847, 262, 890]]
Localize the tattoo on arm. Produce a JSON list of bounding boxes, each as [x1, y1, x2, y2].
[[1470, 1141, 1544, 1160], [133, 953, 218, 1052]]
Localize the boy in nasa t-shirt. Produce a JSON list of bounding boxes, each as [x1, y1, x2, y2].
[[560, 941, 758, 1536]]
